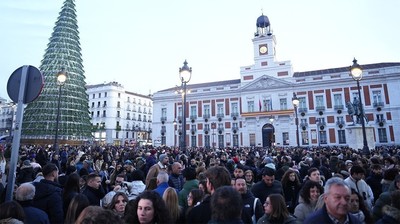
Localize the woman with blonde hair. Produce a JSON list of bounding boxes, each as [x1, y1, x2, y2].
[[163, 187, 184, 223]]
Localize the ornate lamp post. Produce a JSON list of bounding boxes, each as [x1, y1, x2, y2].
[[350, 58, 369, 155], [179, 60, 192, 152], [292, 92, 300, 148], [54, 68, 67, 156]]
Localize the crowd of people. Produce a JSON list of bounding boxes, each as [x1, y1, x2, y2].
[[0, 143, 400, 223]]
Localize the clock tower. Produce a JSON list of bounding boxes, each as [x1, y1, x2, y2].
[[253, 14, 277, 65]]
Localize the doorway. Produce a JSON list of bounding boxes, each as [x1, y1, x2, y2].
[[262, 124, 275, 147]]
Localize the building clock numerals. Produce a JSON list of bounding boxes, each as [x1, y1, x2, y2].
[[259, 44, 268, 55]]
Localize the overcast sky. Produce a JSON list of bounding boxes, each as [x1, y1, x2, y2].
[[1, 0, 399, 101]]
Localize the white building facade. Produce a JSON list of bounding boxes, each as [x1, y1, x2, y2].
[[152, 14, 400, 149], [87, 82, 153, 146]]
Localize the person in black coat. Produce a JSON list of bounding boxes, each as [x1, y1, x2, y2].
[[32, 163, 64, 224], [304, 177, 361, 224], [17, 160, 35, 185], [82, 173, 105, 206], [251, 167, 284, 204], [187, 166, 232, 224], [15, 182, 50, 224]]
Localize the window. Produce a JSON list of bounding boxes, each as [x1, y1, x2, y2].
[[92, 94, 95, 99], [299, 97, 306, 109], [376, 114, 384, 122], [315, 95, 324, 108], [191, 136, 197, 147], [103, 101, 107, 107], [247, 101, 255, 112], [91, 111, 94, 118], [204, 105, 210, 117], [372, 90, 382, 105], [97, 101, 101, 107], [117, 111, 120, 118], [249, 133, 256, 146], [98, 93, 101, 98], [231, 102, 238, 115], [338, 130, 346, 144], [161, 136, 166, 145], [334, 94, 343, 108], [263, 99, 272, 111], [118, 93, 121, 98], [190, 106, 197, 118], [178, 107, 183, 118], [301, 131, 309, 145], [218, 134, 224, 148], [280, 98, 287, 110], [378, 128, 388, 143], [97, 111, 100, 117], [161, 108, 167, 118], [217, 104, 224, 116], [103, 110, 106, 117], [117, 101, 121, 108], [91, 102, 94, 108], [105, 92, 107, 97], [205, 135, 210, 148], [319, 130, 327, 144], [127, 97, 130, 102], [282, 132, 289, 145], [232, 134, 239, 147]]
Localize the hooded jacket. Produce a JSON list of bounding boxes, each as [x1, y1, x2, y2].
[[375, 205, 400, 224], [32, 179, 64, 224]]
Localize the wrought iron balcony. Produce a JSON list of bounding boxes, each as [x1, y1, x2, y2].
[[315, 105, 325, 111], [334, 104, 344, 110], [160, 117, 167, 122], [203, 114, 210, 119], [373, 101, 384, 107], [298, 107, 308, 113], [217, 113, 224, 118], [190, 115, 197, 120], [231, 112, 239, 117]]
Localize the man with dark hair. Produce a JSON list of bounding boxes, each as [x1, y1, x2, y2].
[[234, 177, 264, 223], [82, 173, 105, 206], [366, 164, 383, 204], [187, 166, 231, 224], [32, 163, 64, 224], [178, 167, 198, 208], [344, 165, 373, 210], [251, 167, 283, 203], [209, 186, 245, 223]]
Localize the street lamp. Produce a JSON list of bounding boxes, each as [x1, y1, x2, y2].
[[179, 60, 192, 152], [54, 68, 67, 156], [350, 58, 369, 155], [292, 92, 300, 148]]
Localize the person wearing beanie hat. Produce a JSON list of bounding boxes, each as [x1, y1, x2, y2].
[[17, 160, 35, 184], [251, 166, 283, 203], [145, 153, 169, 189]]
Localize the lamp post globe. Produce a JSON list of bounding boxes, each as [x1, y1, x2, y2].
[[54, 68, 67, 156], [350, 58, 369, 156], [179, 60, 192, 153], [292, 93, 300, 148]]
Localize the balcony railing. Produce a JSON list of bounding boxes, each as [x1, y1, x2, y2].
[[203, 114, 210, 119], [334, 104, 344, 110], [231, 112, 239, 117], [216, 113, 224, 118], [373, 101, 384, 107], [300, 122, 308, 128], [190, 115, 197, 120], [232, 127, 239, 131], [298, 107, 308, 113], [160, 117, 167, 122], [336, 120, 345, 126], [315, 105, 325, 111], [204, 127, 210, 132]]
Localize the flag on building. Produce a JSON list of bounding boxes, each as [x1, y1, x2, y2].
[[259, 99, 262, 111]]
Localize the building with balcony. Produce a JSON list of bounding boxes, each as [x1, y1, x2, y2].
[[87, 82, 153, 146], [151, 13, 400, 149]]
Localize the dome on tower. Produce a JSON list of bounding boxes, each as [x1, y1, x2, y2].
[[256, 14, 270, 28]]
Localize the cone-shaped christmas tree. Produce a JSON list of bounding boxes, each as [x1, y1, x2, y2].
[[22, 0, 92, 144]]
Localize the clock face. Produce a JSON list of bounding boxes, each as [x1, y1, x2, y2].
[[259, 45, 268, 54]]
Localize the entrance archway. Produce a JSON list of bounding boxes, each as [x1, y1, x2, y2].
[[262, 124, 275, 148]]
